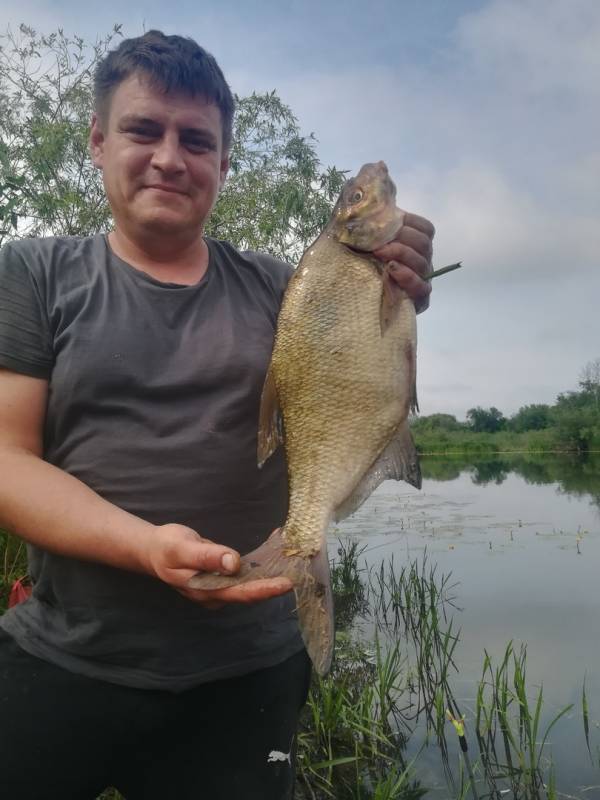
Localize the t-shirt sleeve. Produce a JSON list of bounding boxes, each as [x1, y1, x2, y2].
[[243, 250, 294, 302], [0, 242, 54, 379]]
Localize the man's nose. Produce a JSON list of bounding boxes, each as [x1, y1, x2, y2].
[[150, 133, 186, 173]]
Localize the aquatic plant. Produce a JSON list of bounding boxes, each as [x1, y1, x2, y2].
[[330, 538, 369, 630], [368, 552, 461, 731], [296, 635, 425, 799], [471, 642, 572, 798]]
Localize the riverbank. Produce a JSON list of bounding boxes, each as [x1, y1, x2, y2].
[[413, 427, 600, 455]]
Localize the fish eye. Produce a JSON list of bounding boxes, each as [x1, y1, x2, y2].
[[349, 190, 363, 204]]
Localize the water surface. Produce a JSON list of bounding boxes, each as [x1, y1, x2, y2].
[[331, 454, 600, 796]]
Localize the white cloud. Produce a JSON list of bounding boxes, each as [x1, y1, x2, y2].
[[401, 159, 600, 283], [456, 0, 600, 100]]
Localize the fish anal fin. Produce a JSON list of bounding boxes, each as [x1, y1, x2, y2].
[[334, 421, 421, 522], [187, 528, 334, 676], [257, 365, 283, 468], [294, 545, 334, 676]]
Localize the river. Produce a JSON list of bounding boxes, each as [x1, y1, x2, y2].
[[331, 453, 600, 797]]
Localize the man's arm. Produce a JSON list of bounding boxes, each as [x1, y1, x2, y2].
[[0, 368, 291, 605]]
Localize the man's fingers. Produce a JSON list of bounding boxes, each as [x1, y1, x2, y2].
[[404, 212, 435, 239], [395, 226, 433, 261], [158, 528, 240, 575], [175, 589, 225, 609], [210, 577, 293, 603], [171, 537, 240, 575], [374, 241, 431, 278], [371, 211, 435, 316], [179, 577, 293, 606], [388, 262, 432, 313]]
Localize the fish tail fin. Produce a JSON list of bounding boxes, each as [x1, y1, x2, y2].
[[187, 527, 334, 676]]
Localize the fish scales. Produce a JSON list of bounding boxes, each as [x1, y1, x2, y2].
[[274, 233, 415, 558]]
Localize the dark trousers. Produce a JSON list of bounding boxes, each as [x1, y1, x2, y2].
[[0, 629, 311, 799]]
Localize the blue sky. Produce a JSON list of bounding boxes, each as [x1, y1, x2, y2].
[[2, 0, 598, 418]]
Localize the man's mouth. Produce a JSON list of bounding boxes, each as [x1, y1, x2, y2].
[[146, 184, 187, 195]]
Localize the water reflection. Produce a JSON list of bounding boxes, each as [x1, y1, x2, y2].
[[422, 452, 600, 507]]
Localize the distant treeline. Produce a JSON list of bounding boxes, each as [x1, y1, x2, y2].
[[412, 359, 600, 454]]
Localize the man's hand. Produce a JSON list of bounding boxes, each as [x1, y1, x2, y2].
[[373, 212, 435, 314], [147, 523, 293, 607]]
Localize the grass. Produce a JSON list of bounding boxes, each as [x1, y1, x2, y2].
[[413, 429, 565, 456]]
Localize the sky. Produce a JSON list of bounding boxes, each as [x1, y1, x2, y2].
[[1, 0, 598, 419]]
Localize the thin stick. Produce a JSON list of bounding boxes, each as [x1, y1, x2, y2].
[[429, 262, 463, 280]]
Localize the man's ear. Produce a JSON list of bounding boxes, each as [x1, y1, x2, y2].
[[219, 153, 230, 190], [89, 113, 105, 169]]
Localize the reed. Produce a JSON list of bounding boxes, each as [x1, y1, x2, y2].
[[367, 551, 461, 736], [473, 642, 572, 798]]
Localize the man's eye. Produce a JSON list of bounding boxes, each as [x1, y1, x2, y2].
[[128, 128, 157, 139], [185, 140, 212, 152]]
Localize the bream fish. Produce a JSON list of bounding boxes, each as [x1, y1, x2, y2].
[[189, 161, 422, 675]]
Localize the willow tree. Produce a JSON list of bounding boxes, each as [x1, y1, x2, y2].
[[207, 91, 345, 262], [0, 25, 118, 244], [0, 25, 345, 262]]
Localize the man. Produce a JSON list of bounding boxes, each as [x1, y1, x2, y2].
[[0, 31, 434, 799]]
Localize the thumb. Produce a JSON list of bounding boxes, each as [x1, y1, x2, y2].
[[185, 540, 241, 575], [153, 525, 241, 577]]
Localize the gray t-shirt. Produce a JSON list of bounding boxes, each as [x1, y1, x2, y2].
[[0, 233, 303, 690]]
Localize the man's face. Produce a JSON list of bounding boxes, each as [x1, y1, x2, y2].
[[90, 73, 229, 241]]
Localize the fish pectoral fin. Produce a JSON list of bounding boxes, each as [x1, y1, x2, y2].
[[257, 365, 284, 468], [380, 262, 405, 335], [334, 421, 422, 522], [294, 545, 334, 677], [405, 340, 419, 415]]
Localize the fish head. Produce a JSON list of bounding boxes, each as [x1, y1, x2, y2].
[[328, 161, 405, 251]]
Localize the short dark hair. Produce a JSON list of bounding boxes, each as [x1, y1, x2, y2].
[[93, 30, 235, 150]]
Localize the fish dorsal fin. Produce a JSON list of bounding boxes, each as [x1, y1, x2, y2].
[[334, 422, 421, 522], [257, 365, 284, 468]]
